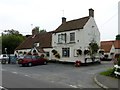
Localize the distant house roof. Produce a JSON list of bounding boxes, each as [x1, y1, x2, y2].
[[101, 40, 120, 53], [53, 16, 90, 33], [114, 40, 120, 49], [16, 32, 52, 50]]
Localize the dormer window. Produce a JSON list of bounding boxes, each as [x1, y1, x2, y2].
[[34, 42, 39, 47], [70, 32, 75, 42]]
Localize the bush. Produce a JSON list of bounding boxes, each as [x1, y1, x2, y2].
[[118, 57, 120, 66]]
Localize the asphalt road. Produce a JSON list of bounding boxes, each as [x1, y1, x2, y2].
[[1, 61, 113, 89], [2, 71, 71, 89]]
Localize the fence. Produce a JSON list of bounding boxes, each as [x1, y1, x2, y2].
[[114, 65, 120, 76]]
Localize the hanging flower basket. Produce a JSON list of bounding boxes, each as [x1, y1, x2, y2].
[[27, 52, 32, 55], [19, 51, 23, 54], [40, 54, 45, 58], [51, 49, 60, 59], [55, 53, 60, 59], [99, 50, 104, 55], [23, 52, 27, 55], [84, 50, 90, 55], [76, 49, 82, 55], [52, 49, 58, 55]]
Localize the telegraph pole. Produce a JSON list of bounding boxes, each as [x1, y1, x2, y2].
[[118, 1, 120, 34]]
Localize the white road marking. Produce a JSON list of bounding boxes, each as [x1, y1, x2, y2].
[[0, 86, 8, 90], [69, 85, 78, 88], [78, 84, 84, 88], [24, 74, 31, 77], [12, 72, 18, 74]]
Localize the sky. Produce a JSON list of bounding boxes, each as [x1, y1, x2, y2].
[[0, 0, 119, 41]]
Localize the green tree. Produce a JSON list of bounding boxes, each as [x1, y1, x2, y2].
[[2, 30, 25, 54], [88, 40, 99, 60], [0, 36, 2, 54], [116, 34, 120, 40], [32, 26, 46, 33], [3, 29, 20, 35]]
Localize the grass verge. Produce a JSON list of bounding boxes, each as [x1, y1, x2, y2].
[[100, 68, 116, 78]]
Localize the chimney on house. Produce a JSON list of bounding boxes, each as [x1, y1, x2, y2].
[[32, 27, 39, 35], [62, 17, 66, 24], [89, 8, 94, 17]]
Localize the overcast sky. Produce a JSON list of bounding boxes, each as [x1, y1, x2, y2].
[[0, 0, 119, 41]]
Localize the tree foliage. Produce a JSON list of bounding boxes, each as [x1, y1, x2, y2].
[[32, 26, 46, 33], [3, 29, 20, 35], [116, 34, 120, 40], [2, 29, 25, 54], [88, 41, 99, 57]]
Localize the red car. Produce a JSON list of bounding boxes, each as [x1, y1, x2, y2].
[[18, 55, 48, 67]]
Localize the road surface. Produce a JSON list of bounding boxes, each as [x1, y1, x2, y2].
[[1, 61, 113, 89]]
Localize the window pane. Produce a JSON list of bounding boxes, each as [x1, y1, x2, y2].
[[58, 34, 66, 43], [62, 48, 70, 57], [70, 33, 75, 42]]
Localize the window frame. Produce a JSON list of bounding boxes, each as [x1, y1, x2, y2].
[[62, 48, 70, 57], [58, 34, 66, 43], [70, 32, 75, 42]]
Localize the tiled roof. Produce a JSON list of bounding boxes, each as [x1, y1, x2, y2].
[[53, 16, 90, 33], [16, 32, 52, 50], [100, 40, 120, 53], [101, 41, 114, 53]]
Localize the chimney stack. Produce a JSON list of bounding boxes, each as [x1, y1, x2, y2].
[[89, 8, 94, 17], [62, 17, 66, 24], [32, 27, 39, 35]]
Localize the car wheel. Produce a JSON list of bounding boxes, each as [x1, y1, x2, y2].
[[28, 63, 32, 67], [43, 61, 47, 65]]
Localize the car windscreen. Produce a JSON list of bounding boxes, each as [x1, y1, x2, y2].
[[32, 56, 41, 59], [24, 55, 32, 59]]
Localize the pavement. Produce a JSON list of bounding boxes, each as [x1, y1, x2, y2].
[[94, 74, 120, 90]]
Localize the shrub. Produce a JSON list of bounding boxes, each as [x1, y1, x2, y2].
[[118, 57, 120, 66]]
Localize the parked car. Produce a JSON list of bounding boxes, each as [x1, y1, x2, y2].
[[0, 54, 9, 64], [18, 55, 48, 67]]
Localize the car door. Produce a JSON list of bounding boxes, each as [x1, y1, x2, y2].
[[36, 56, 42, 64]]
